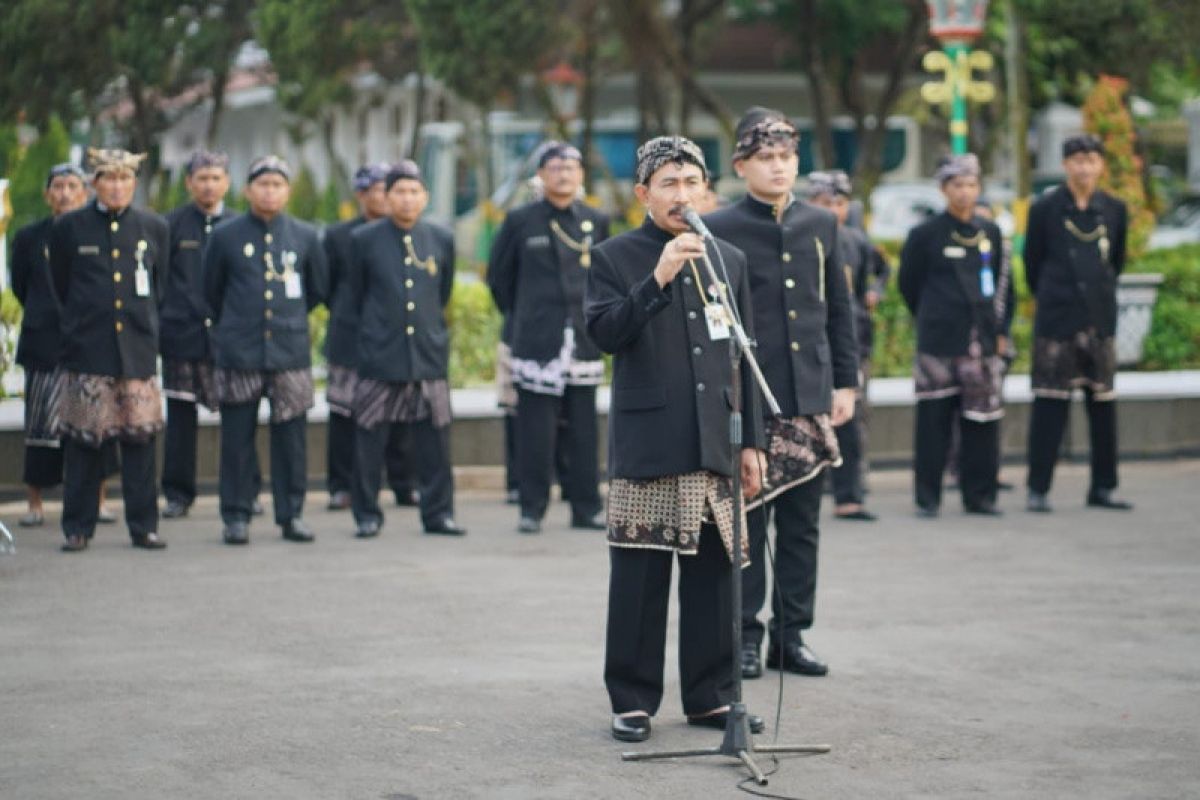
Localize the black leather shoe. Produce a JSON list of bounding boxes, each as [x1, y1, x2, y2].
[[834, 508, 877, 521], [964, 502, 1003, 516], [355, 520, 381, 539], [223, 522, 249, 545], [327, 491, 351, 511], [425, 518, 467, 536], [570, 511, 606, 530], [281, 518, 315, 543], [767, 640, 829, 676], [1026, 492, 1052, 513], [131, 532, 167, 550], [517, 516, 541, 534], [1087, 489, 1133, 511], [162, 500, 189, 519], [251, 499, 265, 516], [611, 713, 652, 743], [686, 711, 765, 734], [741, 644, 763, 680], [61, 535, 88, 553], [916, 504, 939, 519]]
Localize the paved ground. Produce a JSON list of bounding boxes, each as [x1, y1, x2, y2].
[[2, 460, 1198, 800]]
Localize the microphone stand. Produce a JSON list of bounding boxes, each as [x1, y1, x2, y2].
[[621, 242, 830, 785]]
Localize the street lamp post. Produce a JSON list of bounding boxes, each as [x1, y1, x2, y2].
[[921, 0, 994, 154]]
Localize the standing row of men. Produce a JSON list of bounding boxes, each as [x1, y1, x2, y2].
[[898, 136, 1132, 518], [10, 147, 463, 551]]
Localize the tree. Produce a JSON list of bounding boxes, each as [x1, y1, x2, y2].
[[406, 0, 559, 198], [255, 0, 417, 194], [736, 0, 929, 196], [5, 116, 71, 236], [1083, 76, 1156, 259]]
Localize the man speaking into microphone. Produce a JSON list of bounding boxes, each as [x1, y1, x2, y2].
[[706, 108, 858, 680], [585, 135, 767, 743]]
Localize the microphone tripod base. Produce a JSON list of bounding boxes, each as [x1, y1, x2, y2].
[[620, 702, 830, 787]]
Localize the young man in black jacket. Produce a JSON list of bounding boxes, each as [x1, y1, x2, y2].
[[49, 149, 170, 552], [203, 155, 328, 545], [1024, 135, 1131, 513], [347, 160, 465, 538], [487, 142, 610, 533], [586, 135, 767, 744], [898, 154, 1011, 518], [705, 109, 858, 680], [160, 150, 260, 519]]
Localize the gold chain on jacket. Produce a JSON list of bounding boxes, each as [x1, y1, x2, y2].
[[815, 236, 826, 302], [950, 229, 988, 248], [549, 219, 592, 267], [1063, 218, 1110, 262], [403, 234, 437, 276]]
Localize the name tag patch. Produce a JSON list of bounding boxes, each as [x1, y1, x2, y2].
[[943, 246, 966, 258], [180, 240, 200, 249], [78, 245, 100, 255], [525, 235, 551, 249]]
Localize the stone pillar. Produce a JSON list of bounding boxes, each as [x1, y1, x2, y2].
[[1032, 102, 1083, 181], [1185, 98, 1200, 191]]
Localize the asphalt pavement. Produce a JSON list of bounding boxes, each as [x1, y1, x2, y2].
[[2, 460, 1198, 799]]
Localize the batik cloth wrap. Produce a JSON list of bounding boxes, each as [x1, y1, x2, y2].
[[325, 363, 357, 418], [162, 358, 217, 410], [213, 368, 314, 423], [1031, 331, 1116, 401], [509, 326, 605, 397], [24, 368, 64, 447], [352, 378, 452, 430], [913, 351, 1006, 421], [55, 372, 164, 446], [750, 415, 842, 508], [607, 470, 748, 566]]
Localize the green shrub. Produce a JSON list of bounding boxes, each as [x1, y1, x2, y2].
[[446, 276, 501, 388], [1127, 244, 1200, 370]]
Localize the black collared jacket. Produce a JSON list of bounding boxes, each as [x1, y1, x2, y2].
[[839, 225, 890, 360], [898, 211, 1010, 357], [10, 217, 61, 370], [1024, 185, 1128, 338], [203, 211, 328, 372], [49, 201, 169, 378], [487, 198, 610, 362], [161, 202, 232, 361], [350, 217, 456, 383], [705, 194, 858, 417], [323, 214, 368, 367], [585, 218, 763, 481]]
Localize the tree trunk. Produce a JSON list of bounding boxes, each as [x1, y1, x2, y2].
[[1004, 0, 1031, 197], [206, 68, 228, 147], [800, 0, 836, 169], [579, 0, 599, 193], [408, 70, 427, 160]]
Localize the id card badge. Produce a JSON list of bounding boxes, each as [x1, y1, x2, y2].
[[134, 267, 150, 298], [980, 267, 995, 298], [284, 271, 303, 299], [704, 303, 731, 341]]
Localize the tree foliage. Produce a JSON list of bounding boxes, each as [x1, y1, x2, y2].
[[5, 116, 72, 237]]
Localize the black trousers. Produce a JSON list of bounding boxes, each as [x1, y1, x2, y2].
[[162, 398, 262, 506], [219, 402, 306, 526], [743, 476, 823, 648], [515, 386, 600, 521], [1027, 392, 1118, 494], [914, 396, 999, 511], [830, 416, 864, 505], [503, 412, 519, 493], [605, 524, 734, 716], [351, 418, 453, 529], [62, 437, 157, 540], [329, 411, 414, 499], [24, 444, 63, 489]]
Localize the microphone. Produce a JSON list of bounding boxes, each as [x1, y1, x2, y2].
[[676, 205, 715, 240]]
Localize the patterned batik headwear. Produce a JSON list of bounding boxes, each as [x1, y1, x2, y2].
[[934, 153, 982, 185], [247, 154, 292, 184], [46, 162, 86, 189], [384, 159, 423, 191], [806, 170, 852, 199], [534, 140, 583, 169], [1062, 134, 1105, 159], [88, 148, 147, 179], [186, 149, 230, 175], [634, 136, 708, 185], [353, 162, 392, 192], [732, 106, 799, 162]]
